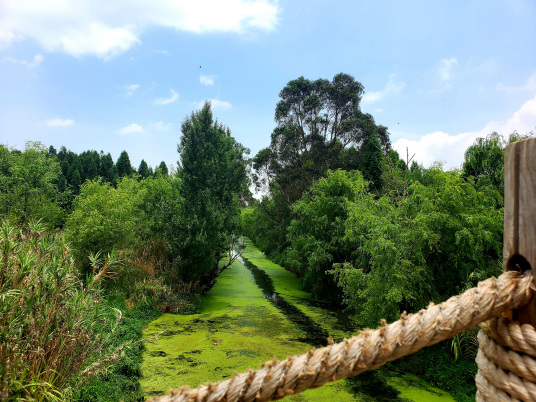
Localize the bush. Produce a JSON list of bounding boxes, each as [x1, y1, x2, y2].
[[71, 297, 161, 402], [392, 343, 477, 401], [0, 220, 122, 400], [66, 178, 146, 275]]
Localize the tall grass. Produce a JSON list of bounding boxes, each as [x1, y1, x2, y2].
[[0, 219, 121, 400]]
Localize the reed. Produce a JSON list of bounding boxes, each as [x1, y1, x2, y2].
[[0, 219, 121, 400]]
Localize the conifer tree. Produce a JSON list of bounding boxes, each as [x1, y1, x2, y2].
[[138, 159, 150, 178], [116, 150, 132, 178]]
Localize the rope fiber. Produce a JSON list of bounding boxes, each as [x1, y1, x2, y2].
[[148, 270, 534, 402]]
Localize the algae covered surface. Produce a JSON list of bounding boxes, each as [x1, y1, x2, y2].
[[141, 240, 454, 401]]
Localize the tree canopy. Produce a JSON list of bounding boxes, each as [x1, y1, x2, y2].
[[170, 101, 249, 286]]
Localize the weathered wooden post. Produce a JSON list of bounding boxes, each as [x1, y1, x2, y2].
[[474, 137, 536, 401], [504, 137, 536, 323]]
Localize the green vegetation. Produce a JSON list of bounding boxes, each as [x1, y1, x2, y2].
[[0, 220, 121, 400], [2, 72, 534, 400], [169, 101, 249, 288], [0, 142, 64, 226], [142, 245, 453, 401], [243, 74, 535, 401], [66, 178, 146, 275], [0, 102, 248, 399]]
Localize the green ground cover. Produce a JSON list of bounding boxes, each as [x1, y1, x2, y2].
[[141, 243, 454, 401]]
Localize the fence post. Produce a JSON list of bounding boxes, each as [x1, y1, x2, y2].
[[503, 137, 536, 324]]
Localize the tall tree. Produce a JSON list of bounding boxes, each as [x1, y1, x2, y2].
[[158, 161, 168, 176], [255, 72, 390, 204], [116, 150, 133, 178], [47, 145, 57, 158], [462, 132, 505, 196], [138, 159, 150, 179], [99, 152, 117, 184], [170, 101, 249, 286], [251, 73, 391, 256], [462, 131, 534, 206], [361, 132, 384, 192]]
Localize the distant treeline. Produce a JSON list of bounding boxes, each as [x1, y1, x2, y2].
[[50, 145, 169, 196]]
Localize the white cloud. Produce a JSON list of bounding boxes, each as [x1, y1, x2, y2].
[[117, 123, 145, 134], [125, 84, 139, 96], [155, 50, 169, 55], [362, 74, 406, 104], [392, 95, 536, 169], [438, 58, 458, 81], [210, 99, 232, 110], [116, 121, 172, 134], [497, 73, 536, 93], [0, 0, 280, 59], [46, 118, 74, 127], [155, 89, 179, 105], [200, 74, 216, 86], [196, 99, 232, 110], [148, 121, 172, 130], [3, 54, 43, 67]]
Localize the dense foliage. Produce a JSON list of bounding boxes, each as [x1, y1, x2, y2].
[[66, 178, 147, 275], [332, 168, 503, 325], [0, 102, 249, 400], [252, 73, 391, 255], [0, 220, 121, 400], [169, 101, 249, 287], [1, 69, 533, 400], [0, 142, 64, 226]]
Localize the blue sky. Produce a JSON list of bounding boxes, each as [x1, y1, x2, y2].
[[1, 0, 535, 173]]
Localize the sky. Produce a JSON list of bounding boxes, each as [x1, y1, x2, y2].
[[1, 0, 535, 174]]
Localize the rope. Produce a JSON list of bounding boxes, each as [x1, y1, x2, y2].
[[148, 270, 533, 402], [476, 317, 536, 401]]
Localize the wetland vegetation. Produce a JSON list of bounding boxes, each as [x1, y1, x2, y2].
[[141, 240, 453, 401], [1, 73, 533, 400]]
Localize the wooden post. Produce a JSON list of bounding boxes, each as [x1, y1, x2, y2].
[[504, 137, 536, 324]]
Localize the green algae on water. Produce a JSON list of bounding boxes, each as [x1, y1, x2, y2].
[[141, 242, 454, 401]]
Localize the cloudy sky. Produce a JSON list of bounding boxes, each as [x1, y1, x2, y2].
[[1, 0, 535, 172]]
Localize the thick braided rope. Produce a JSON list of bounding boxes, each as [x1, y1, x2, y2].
[[149, 270, 533, 402], [476, 317, 536, 401]]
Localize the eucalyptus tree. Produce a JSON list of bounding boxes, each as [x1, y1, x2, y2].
[[251, 73, 390, 256]]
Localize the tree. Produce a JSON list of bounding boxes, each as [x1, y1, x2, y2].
[[255, 72, 391, 205], [66, 178, 145, 274], [170, 101, 249, 286], [332, 169, 503, 326], [462, 131, 534, 207], [158, 161, 168, 176], [70, 168, 82, 195], [462, 132, 505, 198], [250, 73, 391, 260], [0, 142, 63, 226], [360, 132, 384, 192], [47, 145, 57, 158], [138, 159, 150, 179], [116, 150, 133, 178], [286, 170, 370, 301], [99, 152, 117, 184]]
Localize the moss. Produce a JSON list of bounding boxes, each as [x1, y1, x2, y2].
[[141, 243, 455, 401]]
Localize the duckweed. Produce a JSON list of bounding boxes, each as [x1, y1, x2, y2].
[[141, 241, 454, 401]]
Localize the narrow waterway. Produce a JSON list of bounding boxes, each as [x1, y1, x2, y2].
[[141, 240, 454, 401]]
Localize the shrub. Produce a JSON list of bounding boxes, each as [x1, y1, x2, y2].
[[0, 219, 122, 400], [66, 178, 146, 275]]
